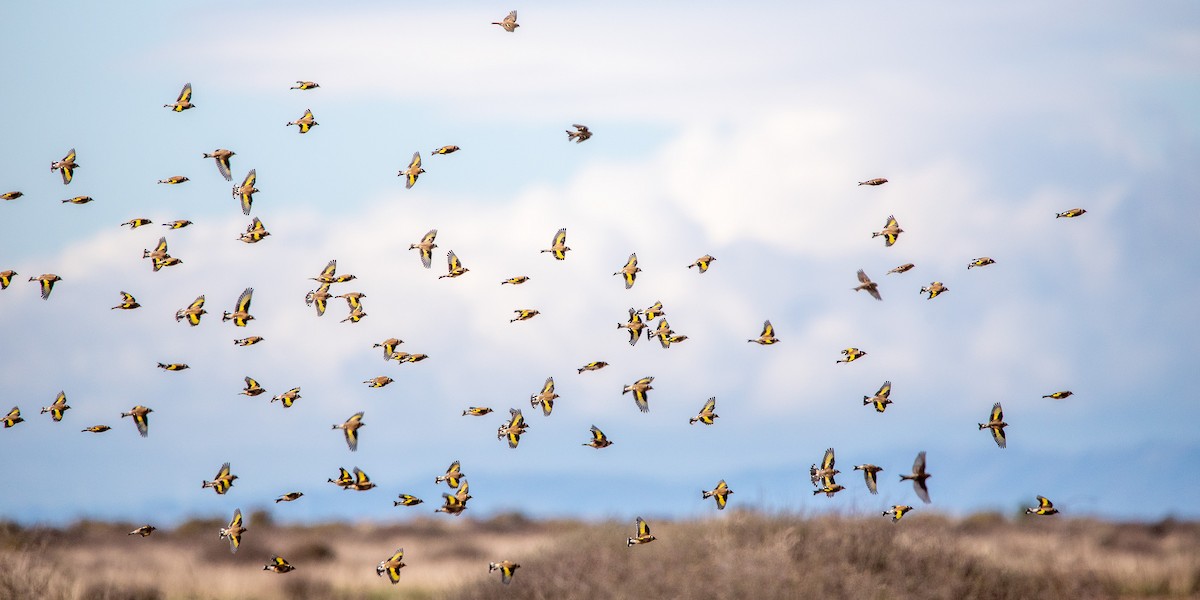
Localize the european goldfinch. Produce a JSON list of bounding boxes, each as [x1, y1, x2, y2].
[[203, 149, 235, 181], [121, 405, 152, 437], [163, 83, 194, 112], [410, 229, 438, 269], [40, 392, 70, 422], [201, 462, 238, 495], [702, 480, 733, 509], [231, 170, 258, 215], [222, 287, 255, 327], [376, 548, 407, 584], [747, 320, 779, 345], [286, 108, 318, 133], [627, 517, 656, 547], [333, 412, 365, 451], [50, 148, 78, 185], [622, 377, 654, 413], [541, 228, 571, 260], [1025, 495, 1059, 516], [689, 397, 718, 425], [872, 215, 903, 246], [863, 381, 893, 412], [977, 402, 1008, 448], [492, 10, 519, 32], [530, 377, 558, 416], [613, 253, 640, 289], [175, 295, 206, 326], [566, 124, 591, 143], [398, 152, 424, 189], [219, 509, 246, 553]]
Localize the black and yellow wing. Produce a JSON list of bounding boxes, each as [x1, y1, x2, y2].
[[714, 480, 729, 509], [238, 169, 256, 215], [499, 563, 517, 584], [636, 516, 651, 537], [1037, 495, 1054, 510], [621, 253, 638, 288], [59, 149, 76, 184], [864, 470, 879, 494], [990, 402, 1004, 423], [445, 461, 462, 488], [883, 215, 900, 246], [344, 412, 364, 451], [154, 236, 168, 256], [244, 376, 262, 393], [49, 391, 68, 421], [821, 448, 836, 471], [3, 406, 21, 427], [278, 388, 300, 408], [384, 549, 404, 583], [761, 320, 775, 340], [644, 301, 663, 320], [215, 462, 231, 481], [133, 409, 150, 437], [353, 467, 371, 486], [216, 154, 232, 181], [297, 109, 315, 133], [226, 509, 243, 552], [551, 228, 567, 260], [39, 277, 57, 299], [877, 381, 892, 399], [589, 425, 608, 443], [405, 152, 422, 189], [186, 295, 205, 326], [174, 83, 193, 110]]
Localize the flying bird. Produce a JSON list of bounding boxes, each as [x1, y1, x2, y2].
[[613, 253, 641, 289], [0, 270, 15, 290], [152, 256, 182, 271], [163, 219, 193, 229], [863, 381, 893, 413], [690, 397, 718, 425], [1056, 208, 1086, 218], [203, 149, 235, 181], [1043, 391, 1073, 400], [219, 509, 246, 553], [143, 236, 169, 262], [2, 192, 22, 201], [157, 176, 188, 185], [618, 309, 647, 346], [222, 287, 255, 326], [263, 556, 295, 574], [291, 81, 320, 90], [900, 451, 932, 504], [566, 124, 591, 143], [128, 525, 157, 537], [345, 467, 376, 491], [121, 405, 153, 437], [61, 196, 93, 205], [439, 250, 469, 279], [377, 549, 407, 584], [234, 336, 264, 347], [688, 254, 716, 273], [240, 376, 266, 397], [271, 387, 301, 408], [837, 348, 867, 363], [702, 480, 734, 510], [81, 425, 111, 433], [40, 392, 70, 422], [432, 145, 459, 155], [577, 361, 608, 373], [968, 257, 995, 269], [333, 412, 365, 451], [373, 338, 403, 361], [622, 376, 655, 413], [511, 309, 540, 323], [399, 152, 424, 189], [201, 462, 238, 495], [286, 108, 318, 133], [232, 170, 258, 215], [583, 425, 613, 448], [175, 295, 206, 326], [50, 148, 78, 185], [854, 464, 883, 494], [858, 178, 888, 186], [643, 301, 665, 321], [854, 269, 882, 300], [883, 505, 913, 522], [435, 461, 463, 488], [489, 561, 520, 585], [627, 517, 656, 547], [463, 407, 493, 417], [157, 362, 189, 372], [121, 218, 152, 229], [305, 283, 332, 317], [492, 10, 519, 31], [364, 376, 393, 388], [497, 408, 528, 448], [2, 407, 24, 428], [872, 215, 903, 247], [239, 217, 270, 243], [163, 83, 195, 112], [810, 448, 840, 487], [748, 320, 779, 345], [921, 281, 949, 299], [501, 276, 530, 285], [337, 292, 367, 312], [29, 274, 62, 300], [409, 229, 438, 268], [888, 263, 915, 275], [393, 495, 424, 507], [530, 377, 559, 416], [111, 291, 140, 310], [1025, 496, 1059, 516], [275, 492, 303, 503], [978, 402, 1008, 448], [328, 467, 354, 489], [541, 228, 571, 260]]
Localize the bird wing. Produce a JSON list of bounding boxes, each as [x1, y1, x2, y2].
[[236, 288, 254, 313], [134, 411, 149, 437], [552, 228, 566, 248], [878, 381, 892, 399], [991, 425, 1007, 449], [762, 320, 774, 338], [447, 251, 461, 271], [590, 425, 606, 443], [822, 448, 836, 470], [409, 152, 421, 170], [241, 169, 256, 188], [912, 451, 926, 475], [857, 269, 870, 284], [216, 462, 231, 479], [177, 83, 192, 104], [1038, 495, 1053, 509], [990, 402, 1004, 422], [636, 517, 650, 537], [216, 154, 233, 181], [701, 396, 716, 414], [864, 470, 879, 494], [353, 467, 370, 485], [542, 377, 555, 395]]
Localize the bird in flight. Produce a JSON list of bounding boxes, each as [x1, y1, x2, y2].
[[163, 83, 195, 112], [492, 10, 519, 32], [566, 124, 592, 143]]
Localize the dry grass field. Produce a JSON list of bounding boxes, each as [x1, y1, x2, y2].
[[1, 511, 1197, 600]]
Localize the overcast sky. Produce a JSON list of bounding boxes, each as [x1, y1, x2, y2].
[[1, 0, 1198, 526]]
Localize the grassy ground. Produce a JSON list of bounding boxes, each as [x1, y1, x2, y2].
[[1, 512, 1197, 599]]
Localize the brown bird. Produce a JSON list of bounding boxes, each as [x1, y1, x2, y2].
[[121, 218, 152, 229], [872, 215, 904, 247], [81, 425, 111, 433], [1043, 391, 1073, 400], [502, 276, 530, 285], [1025, 496, 1059, 516], [345, 467, 376, 491], [688, 254, 716, 273], [128, 525, 157, 537], [577, 361, 608, 373], [853, 464, 883, 495], [203, 149, 235, 181], [376, 548, 407, 584], [364, 376, 393, 388], [883, 505, 913, 522], [463, 407, 493, 417], [622, 376, 654, 413], [978, 402, 1008, 449], [201, 462, 238, 495], [2, 407, 23, 428], [0, 270, 15, 290], [29, 274, 62, 300], [489, 560, 520, 584], [219, 508, 247, 553], [163, 83, 195, 112], [439, 250, 469, 279], [492, 10, 519, 32], [291, 81, 320, 90], [1056, 208, 1086, 218], [341, 308, 367, 323], [566, 124, 591, 143], [511, 309, 540, 323], [899, 451, 932, 504], [702, 480, 734, 510], [613, 253, 641, 289], [627, 517, 656, 547], [240, 376, 266, 397], [432, 145, 460, 155], [853, 269, 882, 301], [61, 195, 94, 205], [333, 412, 365, 451], [583, 425, 613, 449], [163, 219, 192, 229], [374, 338, 404, 360], [921, 281, 948, 299], [263, 556, 295, 574], [157, 362, 189, 371], [121, 405, 153, 437], [435, 461, 464, 488], [838, 348, 867, 363], [157, 176, 189, 185], [2, 191, 23, 201], [271, 388, 301, 408], [337, 292, 367, 311], [39, 392, 70, 422], [238, 217, 270, 243], [810, 448, 840, 487], [175, 295, 206, 326], [689, 397, 718, 425], [50, 148, 78, 185], [234, 336, 264, 347], [747, 320, 779, 345], [618, 308, 647, 346], [305, 283, 332, 317], [286, 108, 318, 133], [231, 169, 258, 215], [858, 178, 888, 186], [222, 287, 255, 327], [398, 152, 424, 189], [887, 263, 915, 275], [968, 257, 995, 269], [111, 291, 140, 310], [863, 380, 893, 413], [530, 377, 559, 416], [409, 229, 438, 269], [275, 492, 304, 503], [541, 228, 571, 260]]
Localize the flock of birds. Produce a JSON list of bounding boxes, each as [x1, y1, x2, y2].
[[0, 8, 1088, 589]]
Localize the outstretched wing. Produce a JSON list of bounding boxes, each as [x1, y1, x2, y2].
[[215, 154, 233, 181], [762, 320, 774, 339], [990, 402, 1004, 422], [821, 447, 836, 470], [877, 381, 892, 399], [236, 288, 254, 313], [636, 517, 650, 537], [589, 425, 607, 443], [177, 83, 193, 105], [353, 467, 370, 485], [447, 251, 462, 271], [1037, 495, 1054, 510]]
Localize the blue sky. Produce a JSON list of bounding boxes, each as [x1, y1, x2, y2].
[[1, 1, 1198, 526]]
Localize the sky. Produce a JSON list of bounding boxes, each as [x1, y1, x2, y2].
[[0, 1, 1198, 527]]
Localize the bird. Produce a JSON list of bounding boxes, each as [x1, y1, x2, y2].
[[399, 152, 424, 189], [530, 377, 559, 416], [863, 381, 893, 412], [222, 287, 255, 327], [29, 274, 62, 300], [968, 257, 995, 269], [275, 492, 303, 503], [346, 467, 376, 491], [511, 309, 540, 323], [627, 517, 656, 547], [649, 319, 679, 349], [688, 254, 716, 273], [377, 549, 407, 584], [577, 361, 608, 373], [286, 108, 318, 133], [271, 387, 301, 408], [219, 509, 246, 553], [336, 292, 366, 312], [234, 336, 264, 346], [240, 376, 266, 397], [859, 178, 888, 186], [203, 149, 235, 181], [163, 83, 194, 112], [305, 283, 332, 317], [622, 376, 655, 413], [263, 556, 295, 574], [121, 406, 152, 437], [541, 228, 571, 260], [497, 408, 528, 448], [143, 237, 169, 262], [201, 462, 238, 495], [873, 215, 904, 247], [175, 295, 206, 326], [231, 170, 258, 215], [372, 338, 403, 361], [396, 353, 429, 364], [454, 480, 472, 505], [748, 320, 779, 345], [501, 276, 530, 285], [2, 407, 23, 428], [613, 253, 641, 289], [432, 145, 459, 155], [291, 81, 320, 90], [439, 250, 469, 279], [0, 270, 16, 289], [239, 217, 270, 243], [702, 480, 734, 510], [566, 124, 591, 143], [1056, 208, 1086, 218], [50, 148, 78, 185], [492, 10, 519, 32], [112, 291, 140, 310], [128, 525, 157, 537], [854, 270, 882, 300], [853, 464, 883, 494], [157, 362, 189, 371], [618, 309, 647, 346], [888, 263, 915, 275], [583, 425, 613, 449], [463, 407, 493, 417], [333, 412, 365, 451], [2, 192, 22, 201], [1043, 391, 1073, 400], [81, 425, 111, 433], [393, 495, 424, 507], [489, 561, 520, 584], [882, 505, 913, 522], [157, 176, 188, 185], [900, 451, 932, 504], [689, 397, 718, 425], [61, 195, 94, 205], [1025, 496, 1059, 516], [341, 309, 367, 324], [437, 492, 468, 516], [643, 301, 665, 321], [810, 448, 840, 487], [435, 461, 464, 488], [921, 281, 949, 299], [409, 229, 438, 269], [40, 392, 70, 422], [152, 256, 182, 272], [121, 218, 152, 229], [812, 480, 846, 497], [364, 376, 393, 388], [978, 402, 1008, 449], [328, 467, 354, 489], [163, 220, 193, 229], [837, 348, 867, 363]]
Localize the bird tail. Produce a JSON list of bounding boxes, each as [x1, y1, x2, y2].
[[977, 423, 986, 430], [863, 396, 871, 405], [626, 538, 635, 547]]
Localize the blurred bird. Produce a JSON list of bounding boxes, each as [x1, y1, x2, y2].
[[627, 517, 656, 547], [497, 408, 528, 448], [501, 276, 530, 286], [2, 407, 23, 428], [435, 461, 464, 488], [883, 505, 913, 522], [175, 295, 206, 326], [341, 308, 367, 323], [222, 287, 255, 327], [82, 425, 111, 433], [61, 195, 93, 204], [810, 448, 840, 487], [492, 10, 519, 31], [968, 257, 995, 269], [1, 192, 22, 201], [978, 402, 1008, 449], [863, 381, 893, 413], [690, 397, 718, 425], [287, 108, 318, 133], [219, 509, 246, 553], [128, 525, 157, 537], [121, 405, 152, 437], [0, 270, 15, 289], [240, 377, 265, 397], [393, 495, 424, 507], [838, 348, 867, 363], [202, 462, 238, 495], [566, 124, 591, 143], [489, 560, 520, 584], [854, 464, 883, 494], [1056, 208, 1086, 218], [432, 145, 459, 155], [163, 83, 194, 112], [121, 218, 152, 229], [813, 480, 846, 497], [234, 336, 264, 346], [858, 178, 888, 186], [275, 492, 303, 503], [152, 256, 182, 271], [399, 152, 424, 189], [203, 149, 235, 181], [437, 492, 468, 516], [271, 387, 301, 408], [747, 320, 779, 345], [410, 229, 438, 269], [643, 301, 665, 321], [888, 263, 915, 275], [376, 548, 407, 584], [1043, 391, 1073, 400], [618, 309, 647, 346], [364, 376, 393, 388], [50, 148, 78, 185], [111, 291, 140, 310], [305, 283, 332, 317], [232, 170, 258, 215], [346, 467, 376, 491], [163, 220, 192, 229], [530, 377, 558, 416], [373, 338, 403, 361], [40, 392, 69, 422], [622, 376, 655, 413], [291, 81, 320, 90], [157, 176, 188, 185], [577, 361, 608, 373], [511, 309, 540, 323], [463, 407, 493, 417], [333, 412, 365, 451], [263, 556, 295, 574], [854, 270, 882, 301], [454, 480, 472, 504], [688, 254, 716, 273], [583, 425, 613, 449], [239, 217, 270, 243], [328, 468, 354, 488], [921, 281, 948, 299], [1025, 496, 1059, 516], [157, 363, 189, 371], [613, 253, 641, 289], [541, 228, 571, 260], [702, 480, 734, 510], [336, 292, 366, 312], [900, 451, 932, 504], [873, 215, 904, 246], [439, 250, 469, 279], [396, 353, 428, 364], [649, 319, 679, 349], [143, 237, 169, 262]]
